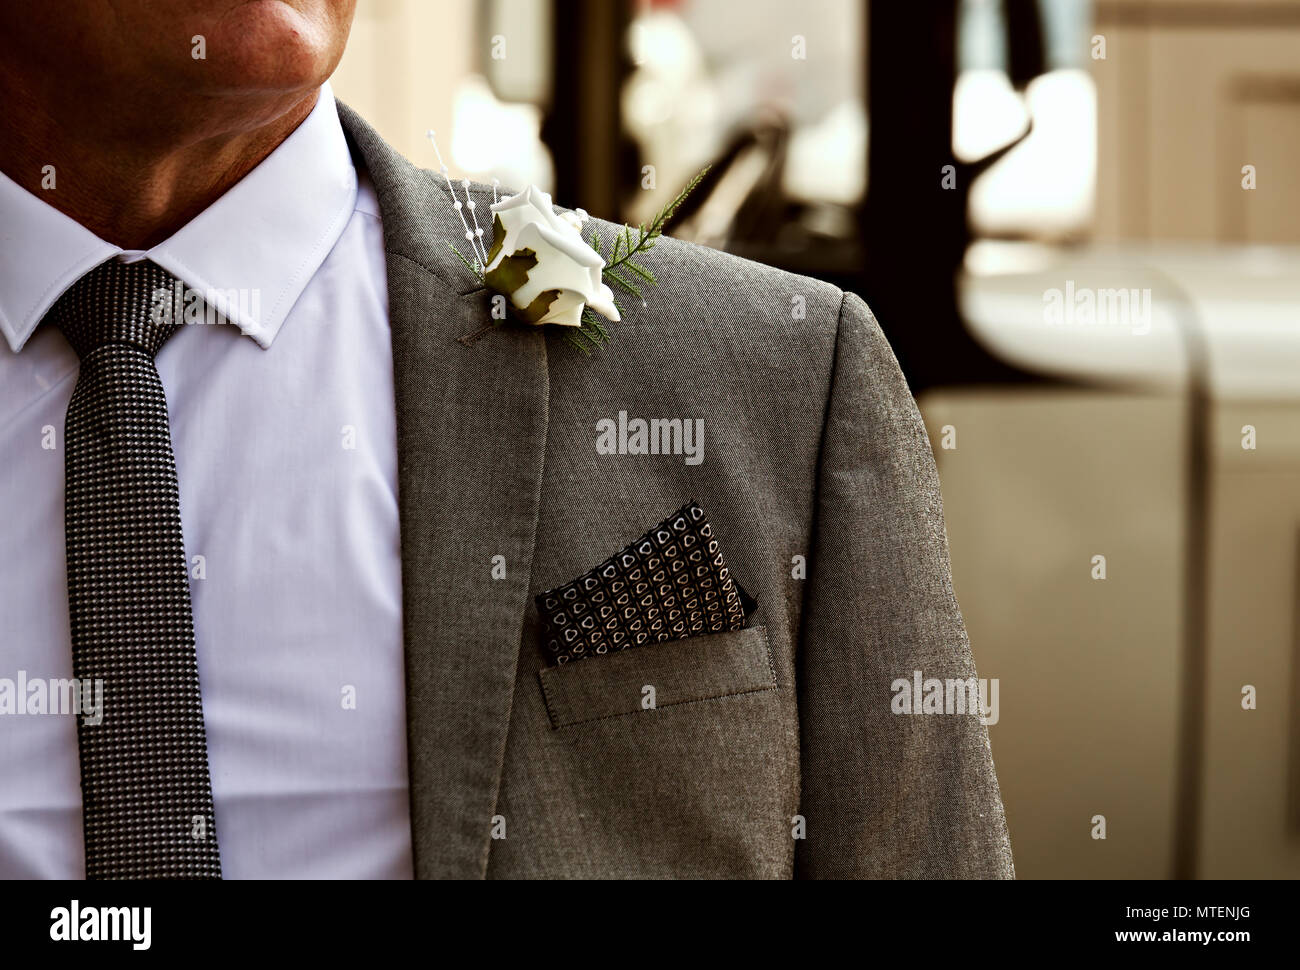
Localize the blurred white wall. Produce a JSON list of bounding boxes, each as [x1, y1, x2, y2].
[[1093, 0, 1300, 242], [922, 389, 1186, 878], [330, 0, 477, 168]]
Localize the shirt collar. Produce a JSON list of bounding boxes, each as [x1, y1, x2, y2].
[[0, 82, 357, 353]]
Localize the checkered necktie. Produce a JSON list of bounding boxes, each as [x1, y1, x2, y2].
[[47, 258, 221, 879]]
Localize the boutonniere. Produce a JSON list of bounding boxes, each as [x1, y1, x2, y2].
[[427, 130, 704, 354]]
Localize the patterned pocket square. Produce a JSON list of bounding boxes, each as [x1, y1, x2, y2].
[[536, 501, 754, 665]]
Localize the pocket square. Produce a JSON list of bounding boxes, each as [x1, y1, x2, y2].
[[536, 501, 753, 665]]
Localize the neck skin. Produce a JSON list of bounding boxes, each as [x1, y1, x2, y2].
[[0, 68, 320, 251]]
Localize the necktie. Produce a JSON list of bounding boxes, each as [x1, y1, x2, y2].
[[47, 259, 221, 879]]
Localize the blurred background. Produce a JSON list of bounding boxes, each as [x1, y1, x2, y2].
[[332, 0, 1300, 879]]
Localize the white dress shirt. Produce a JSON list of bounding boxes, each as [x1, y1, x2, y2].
[[0, 83, 414, 878]]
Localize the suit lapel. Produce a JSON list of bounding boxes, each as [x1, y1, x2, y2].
[[337, 102, 550, 878]]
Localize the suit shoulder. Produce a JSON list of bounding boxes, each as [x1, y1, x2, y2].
[[585, 214, 846, 348]]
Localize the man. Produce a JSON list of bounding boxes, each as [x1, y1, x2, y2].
[[0, 0, 1013, 879]]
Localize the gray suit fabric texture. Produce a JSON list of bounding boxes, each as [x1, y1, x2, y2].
[[335, 101, 1015, 879]]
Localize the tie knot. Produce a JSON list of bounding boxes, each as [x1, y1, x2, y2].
[[47, 259, 185, 360]]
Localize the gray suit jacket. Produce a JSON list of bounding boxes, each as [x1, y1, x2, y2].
[[337, 103, 1014, 879]]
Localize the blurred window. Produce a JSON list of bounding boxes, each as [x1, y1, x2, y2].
[[621, 0, 866, 226], [957, 0, 1097, 240]]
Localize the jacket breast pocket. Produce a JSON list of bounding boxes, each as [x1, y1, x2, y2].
[[537, 625, 775, 729]]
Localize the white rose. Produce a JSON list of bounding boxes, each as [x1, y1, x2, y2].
[[484, 186, 620, 328]]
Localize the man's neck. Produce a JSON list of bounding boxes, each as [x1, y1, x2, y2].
[[0, 78, 320, 250]]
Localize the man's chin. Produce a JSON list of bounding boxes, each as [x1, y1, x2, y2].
[[190, 0, 350, 93]]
